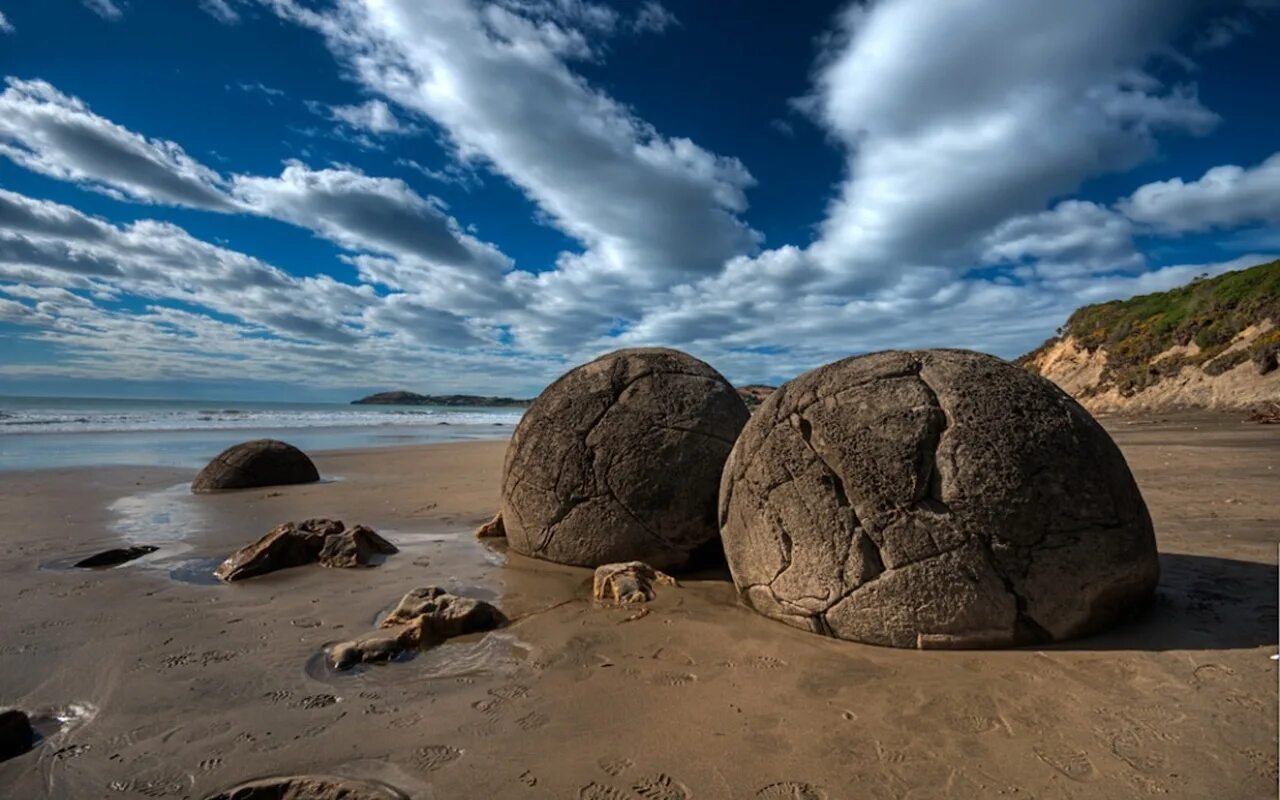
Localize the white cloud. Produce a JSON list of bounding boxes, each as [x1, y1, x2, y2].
[[633, 2, 677, 34], [83, 0, 123, 21], [0, 12, 14, 34], [263, 0, 752, 302], [326, 99, 410, 134], [199, 0, 241, 24], [981, 201, 1144, 279], [0, 78, 237, 210], [1120, 152, 1280, 233], [800, 0, 1217, 285], [230, 161, 512, 276]]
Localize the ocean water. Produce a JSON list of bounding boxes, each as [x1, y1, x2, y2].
[[0, 395, 522, 471]]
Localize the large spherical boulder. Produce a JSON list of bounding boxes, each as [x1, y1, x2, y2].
[[192, 439, 319, 494], [719, 349, 1158, 648], [502, 348, 749, 570]]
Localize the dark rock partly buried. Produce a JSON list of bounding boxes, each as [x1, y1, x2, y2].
[[73, 545, 159, 568], [204, 774, 408, 800], [330, 587, 505, 669], [501, 347, 749, 571], [0, 709, 34, 763], [214, 519, 397, 581], [719, 349, 1160, 649], [191, 439, 319, 494]]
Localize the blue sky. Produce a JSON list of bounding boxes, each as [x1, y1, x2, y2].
[[0, 0, 1276, 401]]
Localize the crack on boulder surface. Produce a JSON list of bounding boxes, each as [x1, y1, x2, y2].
[[913, 367, 953, 513], [977, 536, 1051, 644]]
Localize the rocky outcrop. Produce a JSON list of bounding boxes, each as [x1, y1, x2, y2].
[[719, 349, 1159, 649], [592, 562, 676, 604], [73, 545, 159, 568], [1021, 260, 1280, 412], [352, 390, 530, 407], [0, 709, 34, 763], [330, 587, 505, 670], [192, 439, 320, 493], [214, 519, 397, 581], [501, 347, 749, 571]]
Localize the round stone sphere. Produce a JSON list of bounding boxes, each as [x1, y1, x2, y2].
[[502, 348, 750, 570], [719, 349, 1158, 648], [192, 439, 320, 493]]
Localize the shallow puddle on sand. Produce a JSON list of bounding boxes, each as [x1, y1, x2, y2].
[[108, 482, 206, 543]]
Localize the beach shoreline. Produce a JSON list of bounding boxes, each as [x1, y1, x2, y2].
[[0, 418, 1275, 798]]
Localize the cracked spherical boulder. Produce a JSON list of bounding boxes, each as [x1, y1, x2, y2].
[[719, 349, 1159, 649], [192, 439, 320, 493], [502, 347, 750, 570]]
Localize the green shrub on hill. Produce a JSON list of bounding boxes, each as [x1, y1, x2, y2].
[[1022, 260, 1280, 396]]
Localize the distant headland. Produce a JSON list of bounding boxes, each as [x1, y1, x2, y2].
[[352, 391, 532, 407]]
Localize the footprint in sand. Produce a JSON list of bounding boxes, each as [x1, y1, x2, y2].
[[1109, 729, 1165, 772], [755, 782, 828, 800], [520, 770, 538, 787], [649, 671, 698, 686], [295, 693, 338, 709], [516, 711, 549, 731], [413, 744, 462, 772], [1032, 744, 1095, 781], [579, 783, 630, 800], [599, 757, 635, 777], [746, 655, 787, 670], [632, 773, 691, 800]]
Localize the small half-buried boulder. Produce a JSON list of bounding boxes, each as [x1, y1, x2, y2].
[[204, 774, 408, 800], [215, 520, 397, 581], [191, 439, 319, 494], [73, 545, 159, 569], [474, 511, 505, 539], [592, 561, 676, 604], [330, 587, 505, 670], [0, 709, 34, 763]]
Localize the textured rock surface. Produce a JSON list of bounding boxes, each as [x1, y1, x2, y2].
[[474, 511, 505, 538], [719, 349, 1159, 649], [501, 347, 749, 570], [379, 586, 506, 636], [191, 439, 319, 493], [592, 561, 676, 604], [204, 774, 408, 799], [317, 525, 398, 568], [0, 709, 34, 763], [331, 587, 505, 669], [73, 545, 159, 568], [215, 519, 396, 581]]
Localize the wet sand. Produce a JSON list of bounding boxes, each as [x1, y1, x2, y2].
[[0, 415, 1275, 799]]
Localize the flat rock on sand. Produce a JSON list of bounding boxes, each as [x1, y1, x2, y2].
[[501, 347, 749, 570], [330, 587, 506, 669], [215, 519, 397, 581], [191, 439, 320, 493], [720, 349, 1160, 648]]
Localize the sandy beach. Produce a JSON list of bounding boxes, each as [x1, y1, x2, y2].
[[0, 414, 1275, 799]]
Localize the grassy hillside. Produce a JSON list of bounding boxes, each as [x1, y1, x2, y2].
[[1022, 260, 1280, 396]]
